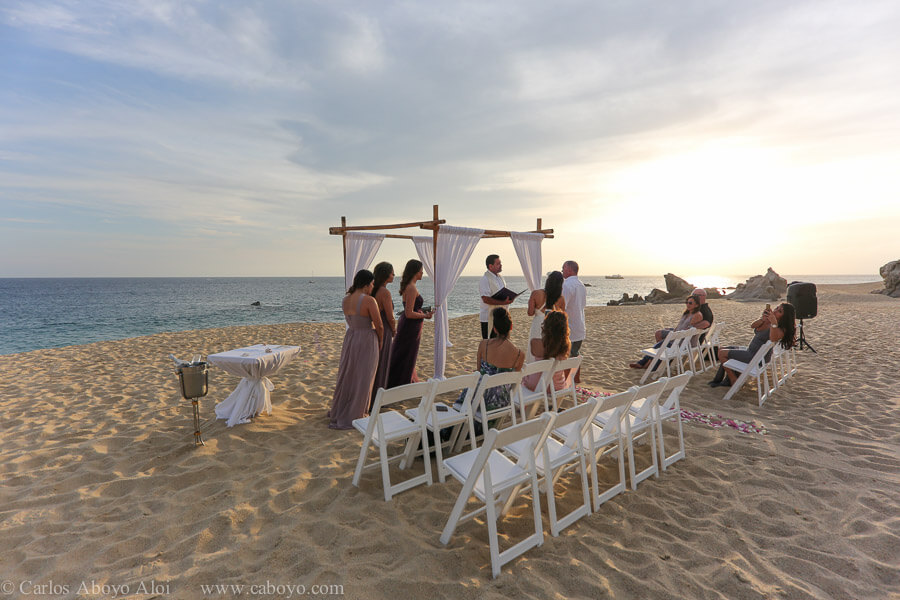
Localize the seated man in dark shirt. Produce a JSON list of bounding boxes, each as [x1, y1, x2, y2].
[[629, 288, 713, 369]]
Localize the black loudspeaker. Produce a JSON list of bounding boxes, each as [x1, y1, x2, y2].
[[787, 282, 817, 319]]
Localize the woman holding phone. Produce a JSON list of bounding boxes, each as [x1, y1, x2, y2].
[[709, 303, 797, 387]]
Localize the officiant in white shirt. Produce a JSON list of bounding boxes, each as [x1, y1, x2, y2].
[[479, 254, 513, 338]]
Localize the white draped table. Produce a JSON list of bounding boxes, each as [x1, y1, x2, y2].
[[208, 344, 301, 427]]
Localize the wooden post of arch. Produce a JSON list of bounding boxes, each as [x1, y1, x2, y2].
[[340, 216, 347, 284], [432, 205, 439, 298]]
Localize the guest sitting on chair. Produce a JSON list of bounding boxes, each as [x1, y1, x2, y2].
[[523, 310, 571, 392], [709, 303, 797, 387], [630, 294, 706, 369], [455, 307, 524, 414]]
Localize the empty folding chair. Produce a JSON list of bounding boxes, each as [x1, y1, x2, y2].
[[503, 399, 599, 536], [440, 413, 557, 578], [582, 387, 640, 509], [352, 381, 434, 501], [700, 321, 725, 369], [723, 341, 774, 406], [654, 372, 692, 471], [513, 359, 555, 421], [548, 356, 583, 411], [622, 378, 667, 489], [405, 372, 479, 483]]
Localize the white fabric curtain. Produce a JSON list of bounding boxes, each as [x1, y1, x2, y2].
[[412, 236, 435, 280], [510, 231, 545, 292], [432, 226, 484, 379], [343, 232, 384, 290]]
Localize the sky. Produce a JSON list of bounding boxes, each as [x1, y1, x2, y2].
[[1, 0, 898, 278]]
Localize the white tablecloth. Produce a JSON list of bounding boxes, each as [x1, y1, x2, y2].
[[208, 344, 301, 427]]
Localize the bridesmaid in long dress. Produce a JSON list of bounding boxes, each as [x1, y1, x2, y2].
[[370, 261, 396, 408], [387, 259, 433, 388], [328, 269, 384, 430]]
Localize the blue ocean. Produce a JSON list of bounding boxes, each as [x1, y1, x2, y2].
[[0, 275, 879, 355]]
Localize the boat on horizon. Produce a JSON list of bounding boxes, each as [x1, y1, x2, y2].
[[605, 274, 624, 279]]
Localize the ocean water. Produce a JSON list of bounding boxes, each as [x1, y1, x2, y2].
[[0, 274, 880, 355]]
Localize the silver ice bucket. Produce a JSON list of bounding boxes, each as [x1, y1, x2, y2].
[[176, 362, 209, 399]]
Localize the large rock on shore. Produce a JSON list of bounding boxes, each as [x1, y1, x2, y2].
[[875, 259, 900, 297], [645, 273, 694, 304], [726, 267, 787, 301]]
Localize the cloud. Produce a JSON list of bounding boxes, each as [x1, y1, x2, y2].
[[2, 0, 900, 275]]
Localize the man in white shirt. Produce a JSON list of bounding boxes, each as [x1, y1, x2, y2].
[[562, 260, 587, 382], [479, 254, 512, 338]]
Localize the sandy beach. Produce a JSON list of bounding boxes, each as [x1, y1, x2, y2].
[[1, 282, 899, 599]]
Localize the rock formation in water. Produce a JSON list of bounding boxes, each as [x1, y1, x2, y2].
[[725, 267, 788, 301], [607, 293, 645, 306], [875, 259, 900, 298]]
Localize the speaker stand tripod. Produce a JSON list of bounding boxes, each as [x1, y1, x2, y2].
[[797, 319, 816, 353]]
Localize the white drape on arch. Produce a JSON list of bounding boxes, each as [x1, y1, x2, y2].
[[343, 232, 384, 290], [510, 232, 546, 292], [431, 226, 484, 379], [412, 236, 435, 280]]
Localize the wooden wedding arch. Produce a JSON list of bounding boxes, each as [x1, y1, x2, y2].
[[329, 204, 553, 378]]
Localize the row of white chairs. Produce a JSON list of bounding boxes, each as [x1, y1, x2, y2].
[[352, 369, 694, 577], [639, 323, 724, 384], [352, 357, 584, 500], [722, 340, 798, 405]]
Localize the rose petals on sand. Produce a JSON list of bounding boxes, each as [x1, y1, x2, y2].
[[577, 387, 767, 435]]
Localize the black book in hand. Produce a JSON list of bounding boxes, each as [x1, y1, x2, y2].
[[491, 287, 527, 302]]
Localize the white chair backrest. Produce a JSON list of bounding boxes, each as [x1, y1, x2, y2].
[[553, 397, 598, 449], [432, 372, 480, 409], [631, 378, 668, 421], [491, 412, 556, 463], [520, 359, 554, 379], [752, 340, 775, 369], [550, 355, 583, 407], [475, 369, 524, 415], [369, 381, 433, 426], [658, 372, 692, 412]]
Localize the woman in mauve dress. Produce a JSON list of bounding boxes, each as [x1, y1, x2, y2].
[[328, 269, 384, 430], [387, 259, 433, 388], [370, 261, 396, 409]]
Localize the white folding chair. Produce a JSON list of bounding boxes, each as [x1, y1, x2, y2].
[[623, 378, 667, 489], [696, 322, 720, 371], [471, 369, 521, 433], [513, 359, 555, 421], [723, 341, 774, 405], [549, 356, 583, 411], [405, 373, 479, 483], [352, 381, 434, 501], [681, 327, 706, 374], [640, 330, 691, 383], [769, 343, 797, 389], [440, 413, 557, 578], [654, 372, 692, 471], [582, 387, 640, 509], [705, 321, 725, 368], [503, 399, 598, 536]]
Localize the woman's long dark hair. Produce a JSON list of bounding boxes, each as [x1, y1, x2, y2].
[[491, 307, 512, 338], [542, 310, 570, 360], [543, 271, 564, 310], [777, 303, 797, 349], [683, 294, 702, 316], [347, 269, 374, 294], [399, 259, 423, 295], [371, 261, 393, 296]]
